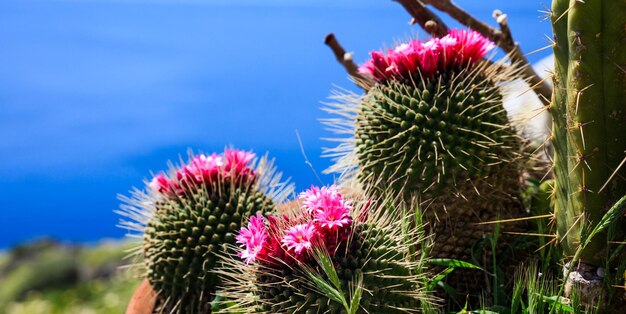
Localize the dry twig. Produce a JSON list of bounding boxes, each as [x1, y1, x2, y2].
[[419, 0, 553, 104], [394, 0, 448, 37], [324, 0, 553, 103], [324, 33, 374, 90]]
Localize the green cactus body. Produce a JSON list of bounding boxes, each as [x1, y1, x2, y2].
[[145, 184, 274, 312], [118, 150, 291, 313], [355, 71, 521, 203], [255, 224, 418, 314], [325, 31, 532, 300], [221, 186, 429, 313], [551, 0, 626, 266]]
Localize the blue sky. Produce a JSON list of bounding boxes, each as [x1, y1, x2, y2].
[[0, 0, 552, 248]]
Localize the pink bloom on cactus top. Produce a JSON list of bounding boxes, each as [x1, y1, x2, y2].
[[148, 149, 256, 196], [224, 149, 256, 175], [299, 185, 352, 229], [184, 153, 223, 182], [359, 29, 495, 82], [149, 173, 174, 194], [299, 185, 350, 214], [281, 222, 317, 255], [313, 204, 352, 230], [236, 213, 268, 264]]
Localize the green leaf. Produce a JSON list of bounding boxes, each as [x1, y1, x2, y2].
[[428, 267, 455, 290], [314, 248, 342, 291], [437, 280, 460, 305], [580, 194, 626, 251], [304, 269, 345, 305], [348, 275, 363, 314], [429, 258, 483, 270], [541, 295, 574, 313]]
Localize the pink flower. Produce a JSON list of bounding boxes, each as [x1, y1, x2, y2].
[[236, 213, 268, 264], [299, 185, 353, 230], [149, 173, 172, 194], [359, 50, 393, 82], [184, 153, 224, 183], [358, 29, 494, 83], [447, 29, 495, 65], [299, 185, 346, 214], [419, 38, 441, 77], [152, 148, 260, 198], [281, 222, 317, 255], [224, 149, 255, 174], [313, 204, 352, 230]]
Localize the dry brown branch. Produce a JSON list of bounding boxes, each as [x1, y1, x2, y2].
[[419, 0, 553, 104], [324, 33, 374, 90], [394, 0, 448, 37]]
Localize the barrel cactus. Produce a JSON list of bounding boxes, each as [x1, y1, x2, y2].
[[324, 30, 532, 298], [326, 29, 525, 205], [551, 0, 626, 307], [118, 149, 291, 313], [220, 185, 431, 313]]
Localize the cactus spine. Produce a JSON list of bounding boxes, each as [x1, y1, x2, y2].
[[325, 30, 532, 299], [551, 0, 626, 304], [118, 149, 291, 313], [220, 186, 430, 313], [551, 0, 626, 266]]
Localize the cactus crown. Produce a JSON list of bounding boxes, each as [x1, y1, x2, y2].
[[219, 186, 432, 313], [117, 148, 292, 313], [325, 29, 525, 204]]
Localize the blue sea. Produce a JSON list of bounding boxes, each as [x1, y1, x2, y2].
[[0, 0, 552, 248]]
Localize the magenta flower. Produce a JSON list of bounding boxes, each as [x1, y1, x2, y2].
[[224, 149, 256, 174], [281, 222, 317, 255], [184, 153, 224, 183], [150, 149, 258, 197], [447, 29, 495, 65], [313, 204, 352, 230], [358, 29, 494, 83], [299, 185, 347, 214], [149, 173, 173, 194], [236, 213, 268, 264]]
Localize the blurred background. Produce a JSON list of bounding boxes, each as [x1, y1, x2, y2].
[[0, 0, 552, 312]]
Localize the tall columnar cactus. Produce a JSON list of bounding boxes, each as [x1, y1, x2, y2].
[[118, 149, 291, 313], [551, 0, 626, 304], [324, 30, 532, 297], [220, 186, 431, 313]]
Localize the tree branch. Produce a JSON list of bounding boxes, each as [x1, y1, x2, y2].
[[394, 0, 448, 37], [324, 33, 374, 90], [420, 0, 552, 104]]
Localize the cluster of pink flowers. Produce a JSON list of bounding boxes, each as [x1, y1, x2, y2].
[[359, 29, 495, 82], [149, 149, 257, 196], [235, 185, 354, 265]]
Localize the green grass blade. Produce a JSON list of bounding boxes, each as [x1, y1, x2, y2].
[[313, 248, 342, 291], [428, 267, 455, 290], [304, 269, 346, 305], [429, 258, 483, 270], [348, 272, 363, 314]]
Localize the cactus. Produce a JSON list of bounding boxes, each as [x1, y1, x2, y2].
[[118, 149, 291, 313], [550, 0, 626, 305], [220, 186, 431, 313], [326, 30, 525, 205], [324, 30, 532, 299]]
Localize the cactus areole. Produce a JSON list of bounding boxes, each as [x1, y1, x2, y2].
[[224, 186, 425, 313], [327, 29, 523, 205], [551, 0, 626, 267], [324, 30, 531, 301], [119, 149, 290, 313]]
